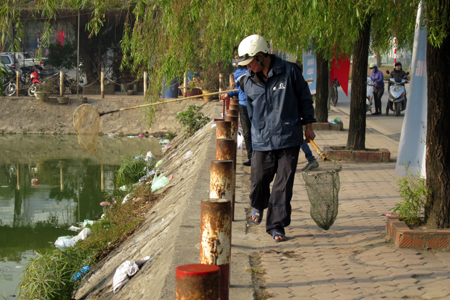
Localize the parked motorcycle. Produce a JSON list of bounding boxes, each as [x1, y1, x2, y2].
[[385, 70, 409, 116], [366, 77, 374, 114], [27, 66, 60, 96]]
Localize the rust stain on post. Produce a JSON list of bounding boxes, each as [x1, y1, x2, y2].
[[224, 115, 238, 142], [200, 199, 232, 300], [229, 104, 239, 111], [216, 138, 236, 162], [226, 109, 239, 117], [210, 160, 233, 199], [175, 264, 220, 299], [216, 121, 232, 139], [230, 98, 239, 106]]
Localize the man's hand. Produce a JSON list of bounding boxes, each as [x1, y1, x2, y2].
[[219, 93, 228, 101], [374, 81, 378, 86], [304, 123, 316, 142]]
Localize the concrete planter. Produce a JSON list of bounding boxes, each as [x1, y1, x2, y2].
[[386, 217, 450, 250]]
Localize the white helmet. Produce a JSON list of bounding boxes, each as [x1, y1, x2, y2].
[[237, 34, 270, 66]]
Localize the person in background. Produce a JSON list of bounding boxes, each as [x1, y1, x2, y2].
[[219, 55, 252, 166], [369, 63, 385, 115], [236, 34, 316, 242], [386, 61, 407, 115]]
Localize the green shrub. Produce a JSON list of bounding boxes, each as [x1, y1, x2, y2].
[[19, 247, 94, 300], [176, 105, 210, 137], [116, 154, 152, 187], [393, 170, 430, 226]]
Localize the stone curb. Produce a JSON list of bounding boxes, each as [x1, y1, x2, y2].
[[386, 217, 450, 250]]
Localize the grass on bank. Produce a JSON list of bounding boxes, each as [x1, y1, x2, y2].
[[18, 157, 161, 300]]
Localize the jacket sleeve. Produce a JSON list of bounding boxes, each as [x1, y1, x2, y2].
[[227, 91, 239, 98], [292, 65, 316, 125]]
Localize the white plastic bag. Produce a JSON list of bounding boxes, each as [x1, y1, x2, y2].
[[113, 261, 139, 293], [54, 236, 75, 248], [237, 131, 243, 153]]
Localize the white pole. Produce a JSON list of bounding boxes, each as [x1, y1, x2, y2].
[[60, 71, 64, 96]]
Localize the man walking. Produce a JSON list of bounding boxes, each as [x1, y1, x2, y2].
[[236, 34, 316, 242]]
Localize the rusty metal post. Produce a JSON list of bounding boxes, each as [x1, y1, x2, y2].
[[226, 109, 239, 118], [216, 121, 232, 140], [16, 71, 20, 97], [200, 198, 232, 300], [229, 104, 239, 111], [215, 138, 236, 221], [230, 98, 239, 106], [101, 71, 104, 98], [224, 115, 238, 143], [175, 264, 220, 299], [216, 138, 236, 162], [210, 160, 233, 200]]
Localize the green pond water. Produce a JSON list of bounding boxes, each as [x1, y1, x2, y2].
[[0, 134, 163, 298]]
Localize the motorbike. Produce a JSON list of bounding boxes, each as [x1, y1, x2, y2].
[[385, 70, 409, 116], [27, 66, 60, 96], [366, 77, 374, 114]]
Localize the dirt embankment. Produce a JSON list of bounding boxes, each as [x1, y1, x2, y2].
[[0, 95, 212, 136]]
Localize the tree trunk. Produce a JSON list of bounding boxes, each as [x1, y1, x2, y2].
[[315, 51, 329, 122], [347, 17, 371, 150], [376, 53, 382, 68], [424, 0, 450, 229]]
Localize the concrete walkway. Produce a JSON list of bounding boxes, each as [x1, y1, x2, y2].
[[233, 107, 450, 300]]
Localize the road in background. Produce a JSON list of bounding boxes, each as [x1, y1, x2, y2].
[[331, 83, 405, 142]]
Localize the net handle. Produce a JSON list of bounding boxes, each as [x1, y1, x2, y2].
[[309, 140, 327, 161], [98, 89, 238, 116]]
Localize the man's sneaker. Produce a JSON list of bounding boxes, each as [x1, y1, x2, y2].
[[301, 161, 319, 171], [243, 159, 251, 166]]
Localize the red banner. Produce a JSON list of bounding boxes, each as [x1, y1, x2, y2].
[[330, 56, 350, 96], [57, 30, 65, 46]]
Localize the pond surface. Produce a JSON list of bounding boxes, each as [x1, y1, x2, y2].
[[0, 135, 163, 298]]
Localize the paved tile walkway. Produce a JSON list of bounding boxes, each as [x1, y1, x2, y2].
[[240, 108, 450, 300]]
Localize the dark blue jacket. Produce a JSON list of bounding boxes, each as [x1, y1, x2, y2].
[[243, 55, 316, 151], [226, 67, 248, 105]]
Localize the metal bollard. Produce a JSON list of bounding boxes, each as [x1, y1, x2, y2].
[[200, 199, 232, 300], [226, 109, 239, 118], [215, 138, 236, 221], [216, 121, 232, 140], [175, 264, 220, 299], [224, 115, 238, 143], [230, 98, 239, 106], [229, 104, 239, 111], [216, 138, 236, 162], [210, 160, 233, 199]]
